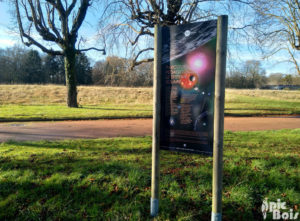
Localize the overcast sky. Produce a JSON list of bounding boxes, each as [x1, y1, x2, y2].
[[0, 1, 298, 75]]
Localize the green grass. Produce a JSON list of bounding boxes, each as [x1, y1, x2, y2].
[[0, 130, 299, 220], [0, 104, 152, 122], [225, 94, 300, 116]]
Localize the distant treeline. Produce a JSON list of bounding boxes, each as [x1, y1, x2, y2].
[[226, 60, 300, 89], [0, 46, 153, 87], [1, 46, 299, 88], [0, 46, 92, 85]]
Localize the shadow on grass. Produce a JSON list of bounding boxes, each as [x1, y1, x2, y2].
[[2, 158, 294, 220], [0, 131, 86, 140], [0, 177, 150, 220], [0, 116, 153, 123], [225, 108, 289, 111], [1, 151, 298, 220], [1, 134, 299, 220], [4, 139, 152, 154]]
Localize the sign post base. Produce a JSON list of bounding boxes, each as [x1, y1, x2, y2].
[[211, 212, 222, 221], [150, 198, 159, 217]]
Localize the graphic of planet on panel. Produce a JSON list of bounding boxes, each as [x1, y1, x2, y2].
[[180, 72, 198, 90]]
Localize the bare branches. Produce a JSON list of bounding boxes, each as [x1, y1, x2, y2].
[[45, 0, 68, 38], [128, 26, 154, 45], [46, 3, 62, 41], [15, 0, 105, 55], [130, 47, 154, 69], [71, 0, 90, 38], [128, 0, 187, 27], [102, 0, 213, 68], [184, 0, 198, 22], [78, 47, 106, 55], [250, 0, 300, 74], [66, 0, 77, 16], [287, 47, 300, 75], [26, 0, 62, 43], [15, 0, 63, 55], [134, 58, 154, 67], [229, 24, 253, 30]]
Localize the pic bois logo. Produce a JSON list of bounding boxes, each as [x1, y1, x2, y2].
[[261, 199, 299, 220]]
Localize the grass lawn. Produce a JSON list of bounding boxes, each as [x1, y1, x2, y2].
[[0, 104, 152, 121], [225, 93, 300, 116], [1, 85, 300, 121], [0, 130, 299, 220]]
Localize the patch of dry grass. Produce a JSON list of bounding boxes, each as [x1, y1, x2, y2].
[[226, 88, 300, 102], [0, 84, 153, 105], [1, 85, 299, 105]]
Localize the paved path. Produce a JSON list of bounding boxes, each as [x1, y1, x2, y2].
[[0, 117, 299, 142]]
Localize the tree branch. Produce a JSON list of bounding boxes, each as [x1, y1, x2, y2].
[[46, 3, 63, 42], [287, 47, 300, 74], [71, 0, 90, 38], [77, 47, 106, 55], [66, 0, 77, 16], [15, 0, 63, 55], [130, 47, 154, 70], [27, 0, 61, 43]]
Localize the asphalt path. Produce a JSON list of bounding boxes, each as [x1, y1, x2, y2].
[[0, 117, 299, 142]]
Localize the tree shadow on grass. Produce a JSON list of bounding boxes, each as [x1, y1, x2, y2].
[[0, 153, 298, 220], [0, 131, 86, 140], [0, 155, 152, 219], [225, 108, 289, 111], [222, 155, 299, 220], [4, 139, 152, 154], [0, 177, 151, 220], [1, 135, 299, 220]]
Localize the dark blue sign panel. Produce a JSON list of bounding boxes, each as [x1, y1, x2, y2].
[[160, 20, 217, 155]]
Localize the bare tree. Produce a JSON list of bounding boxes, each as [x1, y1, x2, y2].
[[14, 0, 105, 107], [243, 60, 267, 88], [245, 0, 300, 75], [101, 0, 300, 75], [92, 56, 153, 86], [100, 0, 223, 69]]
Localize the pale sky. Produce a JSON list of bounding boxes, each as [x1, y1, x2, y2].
[[0, 1, 298, 75]]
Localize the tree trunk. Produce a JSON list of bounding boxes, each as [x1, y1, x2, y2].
[[64, 48, 78, 108]]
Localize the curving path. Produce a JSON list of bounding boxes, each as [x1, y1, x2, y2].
[[0, 117, 300, 142]]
